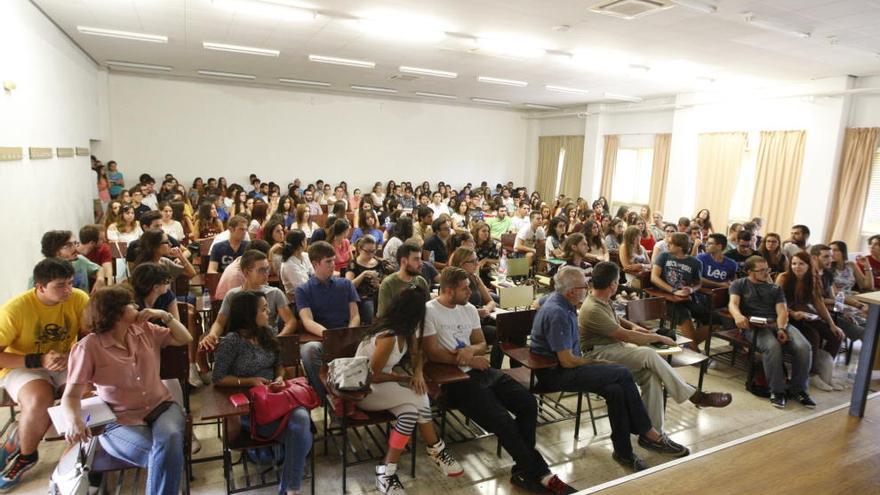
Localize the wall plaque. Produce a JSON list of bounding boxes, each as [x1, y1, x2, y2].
[[0, 147, 23, 161], [57, 147, 74, 158], [76, 147, 90, 156], [29, 147, 52, 159]]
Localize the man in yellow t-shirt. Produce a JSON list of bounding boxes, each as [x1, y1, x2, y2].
[[0, 258, 88, 489]]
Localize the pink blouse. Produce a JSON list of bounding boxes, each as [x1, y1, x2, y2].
[[333, 239, 352, 272]]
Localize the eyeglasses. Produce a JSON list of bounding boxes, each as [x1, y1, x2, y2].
[[254, 267, 270, 274], [361, 249, 377, 255], [750, 268, 769, 273], [159, 241, 171, 245], [63, 241, 80, 248]]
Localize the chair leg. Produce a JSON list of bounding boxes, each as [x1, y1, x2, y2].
[[846, 337, 854, 366], [411, 425, 417, 478], [496, 438, 502, 457], [310, 445, 316, 495], [341, 417, 348, 493], [698, 360, 707, 392], [323, 402, 329, 455], [574, 392, 583, 439], [586, 394, 597, 436]]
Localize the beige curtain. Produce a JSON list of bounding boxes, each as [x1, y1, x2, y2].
[[696, 132, 748, 231], [649, 133, 671, 212], [560, 136, 584, 198], [827, 128, 880, 246], [750, 130, 807, 235], [599, 135, 619, 201], [535, 136, 564, 200]]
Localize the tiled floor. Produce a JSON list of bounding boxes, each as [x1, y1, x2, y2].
[[11, 344, 872, 494]]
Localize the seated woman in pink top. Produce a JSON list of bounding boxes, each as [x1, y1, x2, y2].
[[60, 286, 193, 495]]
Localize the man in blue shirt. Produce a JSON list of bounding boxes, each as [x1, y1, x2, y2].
[[697, 233, 738, 287], [296, 241, 360, 401], [651, 232, 711, 350], [531, 266, 687, 472]]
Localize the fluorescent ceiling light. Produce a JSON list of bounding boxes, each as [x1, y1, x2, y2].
[[279, 78, 330, 87], [477, 34, 547, 58], [105, 61, 172, 72], [744, 13, 811, 39], [309, 55, 375, 68], [399, 66, 457, 78], [355, 11, 449, 43], [478, 76, 528, 87], [471, 97, 510, 106], [415, 92, 457, 100], [670, 0, 716, 14], [603, 92, 642, 103], [350, 85, 398, 94], [525, 103, 560, 110], [211, 0, 315, 22], [545, 85, 589, 95], [197, 70, 256, 80], [77, 26, 167, 43], [203, 42, 279, 57]]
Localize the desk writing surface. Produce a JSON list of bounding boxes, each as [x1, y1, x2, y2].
[[854, 291, 880, 306]]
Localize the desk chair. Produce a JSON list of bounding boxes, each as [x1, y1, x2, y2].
[[498, 284, 534, 310]]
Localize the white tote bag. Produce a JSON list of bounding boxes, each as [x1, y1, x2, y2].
[[49, 437, 97, 495]]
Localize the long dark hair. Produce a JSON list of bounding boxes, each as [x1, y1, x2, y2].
[[281, 229, 307, 261], [364, 286, 428, 351], [391, 216, 413, 241], [829, 240, 849, 271], [583, 220, 603, 251], [134, 230, 166, 266], [779, 251, 819, 305], [225, 291, 279, 353]]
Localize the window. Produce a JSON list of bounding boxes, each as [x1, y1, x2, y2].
[[728, 133, 759, 223], [553, 148, 566, 198], [862, 146, 880, 234], [611, 148, 653, 205]]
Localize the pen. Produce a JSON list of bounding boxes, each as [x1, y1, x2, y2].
[[84, 413, 91, 425]]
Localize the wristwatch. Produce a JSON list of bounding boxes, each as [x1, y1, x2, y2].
[[162, 311, 173, 325]]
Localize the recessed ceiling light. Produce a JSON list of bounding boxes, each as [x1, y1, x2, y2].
[[477, 76, 528, 87], [106, 61, 172, 72], [350, 85, 398, 94], [525, 103, 560, 110], [743, 12, 811, 39], [77, 26, 167, 43], [670, 0, 717, 14], [399, 66, 458, 78], [197, 70, 256, 80], [203, 42, 279, 57], [603, 92, 642, 103], [211, 0, 316, 22], [279, 78, 330, 87], [309, 55, 375, 68], [471, 97, 510, 105], [415, 92, 457, 100], [545, 85, 589, 95]]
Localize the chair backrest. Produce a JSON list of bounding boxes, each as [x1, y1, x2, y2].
[[312, 214, 328, 230], [500, 233, 516, 252], [204, 272, 221, 295], [321, 325, 372, 364], [160, 345, 189, 410], [496, 309, 536, 346], [199, 237, 214, 256], [110, 241, 127, 258], [535, 239, 546, 261], [625, 297, 666, 324], [278, 335, 301, 370], [506, 256, 530, 277], [498, 284, 534, 309], [709, 286, 730, 310], [608, 249, 621, 267]]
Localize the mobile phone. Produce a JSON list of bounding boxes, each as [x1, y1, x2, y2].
[[650, 342, 669, 349], [229, 393, 250, 407]]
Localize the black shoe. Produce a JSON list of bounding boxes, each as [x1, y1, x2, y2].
[[638, 434, 690, 457], [510, 472, 550, 494], [612, 451, 650, 472], [796, 392, 817, 409], [770, 393, 787, 409]]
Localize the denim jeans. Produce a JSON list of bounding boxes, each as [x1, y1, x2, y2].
[[300, 341, 325, 402], [744, 325, 811, 395], [357, 298, 375, 325], [98, 403, 185, 495], [535, 364, 652, 459], [242, 407, 313, 494]]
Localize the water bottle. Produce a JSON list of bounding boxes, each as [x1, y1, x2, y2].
[[834, 290, 845, 313], [201, 288, 212, 311], [498, 250, 508, 282], [428, 250, 435, 264]]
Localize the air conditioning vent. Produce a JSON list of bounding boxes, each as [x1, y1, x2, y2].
[[389, 74, 421, 82], [590, 0, 673, 20]]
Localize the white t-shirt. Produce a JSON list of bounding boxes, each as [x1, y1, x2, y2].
[[510, 215, 528, 234], [515, 223, 545, 249], [280, 252, 314, 296], [423, 298, 481, 372], [429, 203, 450, 217]]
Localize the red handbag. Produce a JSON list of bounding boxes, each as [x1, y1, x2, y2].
[[248, 377, 319, 441]]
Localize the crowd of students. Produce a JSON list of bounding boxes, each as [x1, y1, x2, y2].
[[0, 157, 877, 494]]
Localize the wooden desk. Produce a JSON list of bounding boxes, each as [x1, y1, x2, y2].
[[851, 291, 880, 417], [200, 385, 250, 421], [643, 288, 689, 303], [423, 362, 470, 385]]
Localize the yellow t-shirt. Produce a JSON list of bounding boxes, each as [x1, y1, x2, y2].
[[0, 289, 89, 378]]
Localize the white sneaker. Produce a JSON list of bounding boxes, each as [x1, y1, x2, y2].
[[810, 375, 833, 392], [188, 364, 204, 387], [376, 463, 406, 495], [426, 440, 463, 477], [831, 379, 847, 391], [191, 436, 202, 455]]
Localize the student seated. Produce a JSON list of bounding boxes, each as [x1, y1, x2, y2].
[[650, 233, 711, 349], [356, 287, 463, 494], [580, 263, 731, 435], [423, 267, 576, 494], [697, 233, 737, 288], [724, 229, 756, 278], [279, 230, 314, 301], [448, 248, 503, 368], [60, 285, 192, 495], [38, 230, 103, 293], [728, 256, 814, 409], [0, 259, 89, 490], [208, 215, 250, 274], [514, 211, 545, 267], [78, 224, 113, 287], [212, 291, 312, 495], [343, 235, 390, 324]]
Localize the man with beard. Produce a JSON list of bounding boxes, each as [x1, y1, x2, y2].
[[377, 242, 429, 319]]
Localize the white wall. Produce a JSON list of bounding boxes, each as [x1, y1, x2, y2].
[[104, 74, 529, 191], [850, 76, 880, 127], [0, 0, 100, 301]]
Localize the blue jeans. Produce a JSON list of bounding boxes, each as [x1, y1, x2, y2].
[[98, 403, 185, 495], [242, 407, 313, 494], [357, 298, 375, 325], [745, 325, 811, 395], [300, 341, 325, 403]]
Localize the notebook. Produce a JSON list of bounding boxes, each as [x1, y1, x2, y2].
[[47, 396, 117, 434]]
